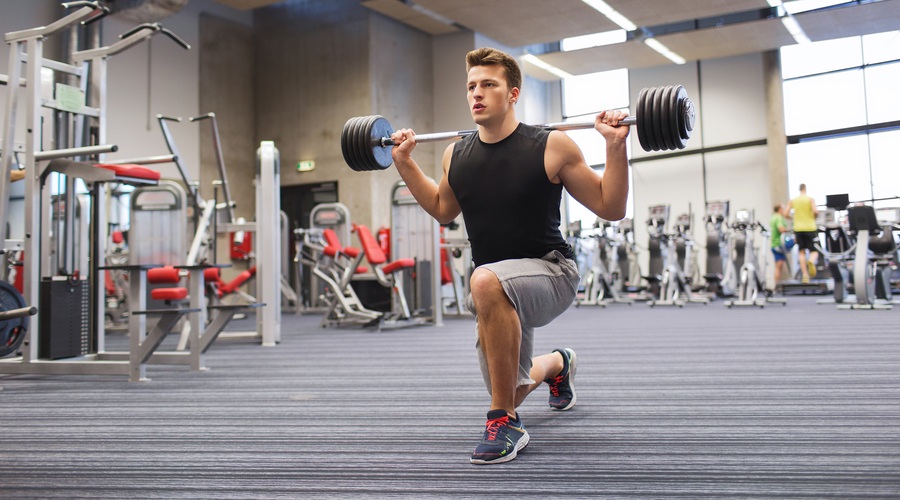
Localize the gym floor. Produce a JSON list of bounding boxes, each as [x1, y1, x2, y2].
[[1, 297, 898, 498]]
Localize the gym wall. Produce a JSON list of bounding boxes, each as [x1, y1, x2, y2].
[[630, 52, 786, 282]]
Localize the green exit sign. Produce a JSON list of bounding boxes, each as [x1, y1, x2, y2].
[[297, 160, 315, 172]]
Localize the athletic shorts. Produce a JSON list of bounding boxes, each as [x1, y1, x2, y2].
[[771, 247, 786, 262], [465, 250, 580, 393], [794, 231, 819, 252]]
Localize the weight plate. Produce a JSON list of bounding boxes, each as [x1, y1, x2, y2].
[[650, 86, 665, 151], [369, 115, 394, 170], [667, 85, 686, 150], [0, 281, 29, 358], [359, 115, 379, 171], [660, 85, 678, 151], [676, 85, 695, 142], [341, 117, 360, 171], [636, 87, 651, 152], [343, 117, 363, 171], [349, 116, 369, 171]]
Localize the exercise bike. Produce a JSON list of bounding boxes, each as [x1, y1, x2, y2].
[[724, 209, 786, 308]]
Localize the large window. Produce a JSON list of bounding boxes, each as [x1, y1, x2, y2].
[[560, 68, 633, 228], [781, 30, 900, 209]]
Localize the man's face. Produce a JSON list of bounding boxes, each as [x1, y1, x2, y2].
[[466, 64, 518, 126]]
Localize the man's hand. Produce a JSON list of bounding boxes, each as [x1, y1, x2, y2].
[[390, 128, 417, 164], [594, 110, 630, 143]]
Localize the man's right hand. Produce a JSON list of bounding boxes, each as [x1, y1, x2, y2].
[[391, 128, 417, 165]]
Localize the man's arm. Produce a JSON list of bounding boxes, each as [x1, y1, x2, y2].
[[552, 110, 630, 221], [390, 129, 461, 224], [810, 197, 818, 217]]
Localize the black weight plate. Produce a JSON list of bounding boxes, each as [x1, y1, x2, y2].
[[359, 115, 379, 171], [645, 86, 660, 151], [649, 87, 665, 151], [0, 281, 29, 358], [636, 87, 651, 152], [369, 115, 394, 170], [349, 116, 369, 171], [667, 85, 685, 149], [341, 117, 360, 171], [660, 85, 677, 151], [676, 85, 695, 142], [343, 117, 364, 171]]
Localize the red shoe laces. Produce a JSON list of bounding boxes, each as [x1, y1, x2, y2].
[[484, 415, 508, 441], [549, 375, 564, 396]]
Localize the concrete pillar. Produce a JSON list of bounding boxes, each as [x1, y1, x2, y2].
[[764, 50, 789, 207]]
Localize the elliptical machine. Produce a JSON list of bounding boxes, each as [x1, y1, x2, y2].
[[703, 200, 736, 297], [577, 219, 633, 306]]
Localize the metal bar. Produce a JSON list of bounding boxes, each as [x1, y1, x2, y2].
[[104, 154, 176, 165], [33, 144, 116, 161], [378, 116, 637, 146]]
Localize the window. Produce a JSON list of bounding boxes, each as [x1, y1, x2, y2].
[[782, 30, 900, 206]]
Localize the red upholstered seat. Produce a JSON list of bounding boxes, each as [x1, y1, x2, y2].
[[94, 163, 162, 181], [382, 258, 415, 274], [151, 287, 188, 301], [219, 266, 256, 295], [354, 224, 414, 273]]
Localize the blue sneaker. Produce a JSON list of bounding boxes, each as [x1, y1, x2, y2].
[[470, 409, 529, 465], [546, 348, 577, 411]]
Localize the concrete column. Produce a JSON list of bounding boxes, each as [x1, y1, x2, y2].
[[764, 50, 789, 207]]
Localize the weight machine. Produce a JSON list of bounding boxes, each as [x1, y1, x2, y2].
[[0, 2, 206, 380]]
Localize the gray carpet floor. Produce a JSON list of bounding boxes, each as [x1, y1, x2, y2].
[[1, 295, 899, 498]]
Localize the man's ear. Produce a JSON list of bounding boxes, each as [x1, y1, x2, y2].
[[510, 87, 520, 103]]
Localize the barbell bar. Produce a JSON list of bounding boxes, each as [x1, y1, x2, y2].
[[341, 84, 695, 172]]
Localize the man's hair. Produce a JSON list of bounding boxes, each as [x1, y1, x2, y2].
[[466, 47, 522, 92], [799, 183, 807, 191], [774, 204, 782, 212]]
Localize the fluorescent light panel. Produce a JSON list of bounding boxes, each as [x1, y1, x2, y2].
[[644, 39, 686, 64], [561, 30, 628, 51], [522, 54, 573, 79], [580, 0, 637, 31]]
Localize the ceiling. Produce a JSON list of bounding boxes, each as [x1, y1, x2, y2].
[[216, 0, 900, 79]]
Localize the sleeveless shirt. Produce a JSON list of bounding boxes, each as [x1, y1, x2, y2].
[[448, 123, 575, 267], [792, 194, 817, 232]]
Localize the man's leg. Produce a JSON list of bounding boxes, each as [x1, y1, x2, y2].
[[470, 267, 520, 418], [515, 351, 563, 406]]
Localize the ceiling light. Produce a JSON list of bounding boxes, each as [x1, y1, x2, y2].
[[580, 0, 637, 31], [644, 39, 687, 65], [522, 54, 573, 79]]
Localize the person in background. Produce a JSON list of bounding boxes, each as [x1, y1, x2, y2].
[[786, 183, 819, 283]]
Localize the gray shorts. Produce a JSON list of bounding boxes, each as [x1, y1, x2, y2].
[[465, 250, 580, 393]]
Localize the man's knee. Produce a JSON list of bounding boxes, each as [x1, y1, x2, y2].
[[470, 268, 511, 311]]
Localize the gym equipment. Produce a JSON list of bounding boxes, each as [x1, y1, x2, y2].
[[0, 282, 36, 358], [341, 85, 695, 171], [390, 181, 441, 324], [724, 209, 786, 308], [647, 207, 708, 307], [703, 200, 736, 297], [837, 205, 897, 310], [576, 219, 632, 307]]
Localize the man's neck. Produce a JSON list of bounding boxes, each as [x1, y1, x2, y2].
[[477, 113, 519, 144]]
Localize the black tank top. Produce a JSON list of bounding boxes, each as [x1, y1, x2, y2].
[[448, 123, 575, 267]]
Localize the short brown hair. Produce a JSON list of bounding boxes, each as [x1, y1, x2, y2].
[[466, 47, 522, 92]]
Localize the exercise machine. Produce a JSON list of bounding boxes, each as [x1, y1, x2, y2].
[[702, 200, 736, 297], [837, 204, 897, 310], [724, 209, 785, 308]]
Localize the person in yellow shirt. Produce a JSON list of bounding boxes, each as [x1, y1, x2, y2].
[[786, 183, 819, 283]]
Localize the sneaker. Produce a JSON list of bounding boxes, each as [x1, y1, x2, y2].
[[546, 348, 577, 411], [470, 409, 529, 465], [808, 260, 817, 278]]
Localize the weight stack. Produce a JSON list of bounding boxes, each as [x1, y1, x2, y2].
[[38, 277, 90, 359]]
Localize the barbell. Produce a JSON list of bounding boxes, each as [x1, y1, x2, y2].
[[340, 84, 695, 172]]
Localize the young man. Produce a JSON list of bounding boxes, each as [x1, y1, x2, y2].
[[389, 47, 629, 465], [770, 204, 789, 284], [786, 183, 819, 283]]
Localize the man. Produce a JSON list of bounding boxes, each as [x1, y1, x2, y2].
[[389, 47, 629, 465], [786, 183, 819, 283], [770, 204, 788, 284]]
